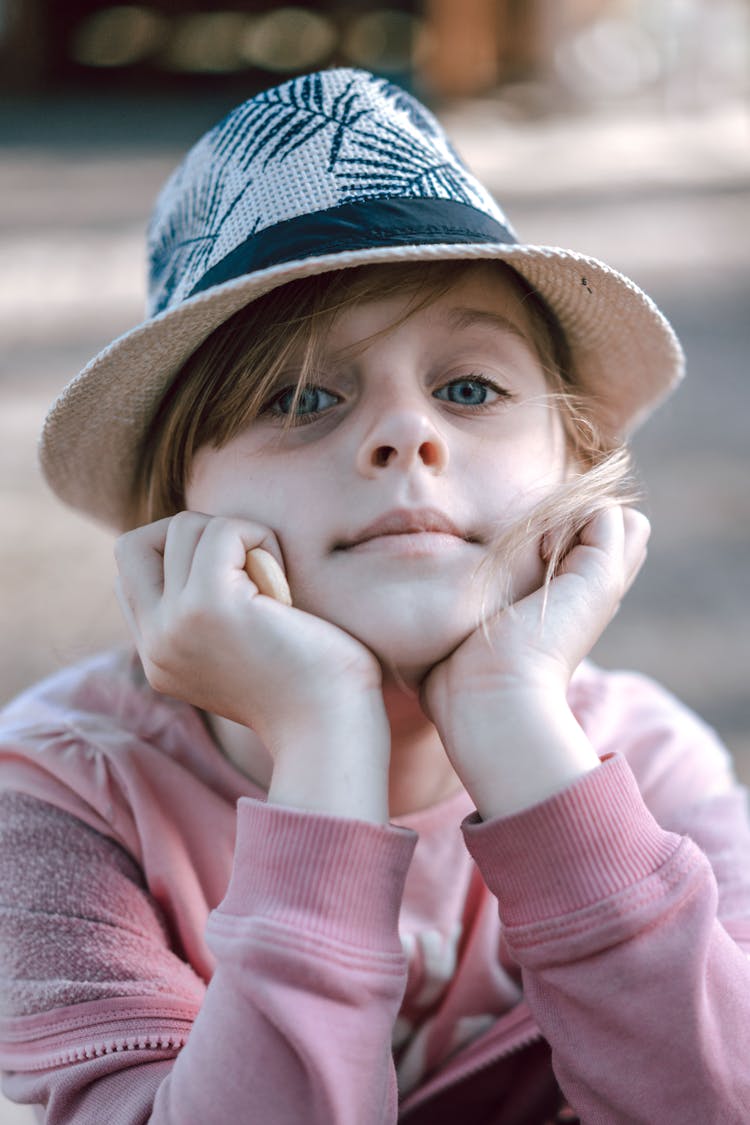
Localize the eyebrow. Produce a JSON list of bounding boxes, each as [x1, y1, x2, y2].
[[445, 306, 533, 345], [318, 303, 539, 373]]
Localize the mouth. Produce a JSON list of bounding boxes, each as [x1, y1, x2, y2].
[[335, 508, 479, 551]]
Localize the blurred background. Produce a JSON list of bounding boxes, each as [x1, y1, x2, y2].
[[0, 6, 749, 1114]]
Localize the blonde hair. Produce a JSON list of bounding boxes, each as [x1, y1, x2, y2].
[[131, 260, 638, 606]]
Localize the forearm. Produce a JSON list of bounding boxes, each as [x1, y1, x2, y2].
[[463, 756, 750, 1122], [155, 798, 415, 1123]]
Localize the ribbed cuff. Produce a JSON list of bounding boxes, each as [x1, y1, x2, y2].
[[462, 754, 681, 928], [218, 798, 417, 950]]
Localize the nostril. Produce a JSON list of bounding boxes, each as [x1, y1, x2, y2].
[[373, 446, 395, 467], [419, 440, 441, 467]]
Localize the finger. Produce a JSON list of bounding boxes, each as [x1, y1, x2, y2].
[[114, 574, 140, 642], [511, 507, 625, 652], [246, 548, 293, 605], [621, 507, 651, 590], [573, 503, 624, 556], [570, 506, 649, 590], [186, 516, 287, 592], [556, 504, 625, 589], [555, 506, 648, 632], [162, 510, 212, 597], [114, 518, 171, 621]]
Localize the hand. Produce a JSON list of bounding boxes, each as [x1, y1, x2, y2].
[[114, 511, 385, 757], [419, 506, 650, 816]]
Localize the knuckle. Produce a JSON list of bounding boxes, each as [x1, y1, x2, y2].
[[200, 515, 235, 543], [139, 606, 221, 698], [141, 658, 171, 695], [113, 529, 138, 565], [138, 632, 175, 688], [205, 514, 246, 541], [169, 510, 205, 535], [114, 576, 134, 611], [140, 633, 186, 694], [139, 629, 168, 671], [625, 507, 651, 540]]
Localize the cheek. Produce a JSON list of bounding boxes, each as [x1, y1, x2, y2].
[[474, 405, 566, 481], [186, 446, 244, 513], [475, 450, 567, 533], [471, 433, 569, 603], [187, 447, 295, 524]]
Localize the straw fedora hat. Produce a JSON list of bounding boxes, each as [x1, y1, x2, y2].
[[39, 67, 684, 530]]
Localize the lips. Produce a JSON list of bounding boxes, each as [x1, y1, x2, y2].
[[337, 508, 471, 549]]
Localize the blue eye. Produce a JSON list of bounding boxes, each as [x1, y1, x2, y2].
[[434, 377, 506, 407], [270, 385, 338, 419]]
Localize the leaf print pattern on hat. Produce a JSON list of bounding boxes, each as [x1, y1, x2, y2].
[[147, 69, 512, 315]]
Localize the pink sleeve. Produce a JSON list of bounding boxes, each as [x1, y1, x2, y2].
[[462, 753, 750, 1123], [0, 793, 416, 1124]]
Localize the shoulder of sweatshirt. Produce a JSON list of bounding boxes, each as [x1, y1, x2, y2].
[[0, 648, 214, 770], [569, 659, 740, 818], [0, 648, 261, 859]]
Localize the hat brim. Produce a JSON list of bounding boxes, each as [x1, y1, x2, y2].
[[39, 240, 684, 530]]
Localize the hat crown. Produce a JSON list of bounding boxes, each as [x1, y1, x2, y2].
[[147, 68, 513, 316]]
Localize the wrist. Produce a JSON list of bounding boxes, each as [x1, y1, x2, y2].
[[439, 685, 599, 820], [267, 697, 391, 824]]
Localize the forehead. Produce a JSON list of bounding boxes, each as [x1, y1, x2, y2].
[[322, 264, 544, 355]]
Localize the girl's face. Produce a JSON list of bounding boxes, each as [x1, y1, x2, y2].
[[187, 266, 568, 684]]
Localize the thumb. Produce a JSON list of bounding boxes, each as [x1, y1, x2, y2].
[[246, 548, 293, 605]]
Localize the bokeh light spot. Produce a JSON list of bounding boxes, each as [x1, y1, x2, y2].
[[71, 6, 167, 68], [242, 8, 337, 72]]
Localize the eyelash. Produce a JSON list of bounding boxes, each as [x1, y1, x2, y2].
[[264, 374, 512, 426]]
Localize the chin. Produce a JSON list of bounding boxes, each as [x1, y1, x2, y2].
[[341, 609, 477, 690]]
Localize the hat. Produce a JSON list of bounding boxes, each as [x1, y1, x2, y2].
[[40, 67, 684, 530]]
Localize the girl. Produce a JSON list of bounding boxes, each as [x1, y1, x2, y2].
[[1, 68, 749, 1124]]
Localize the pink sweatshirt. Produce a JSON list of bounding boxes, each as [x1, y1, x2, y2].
[[0, 649, 749, 1123]]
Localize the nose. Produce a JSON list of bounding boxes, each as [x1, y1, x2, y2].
[[355, 400, 449, 477]]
